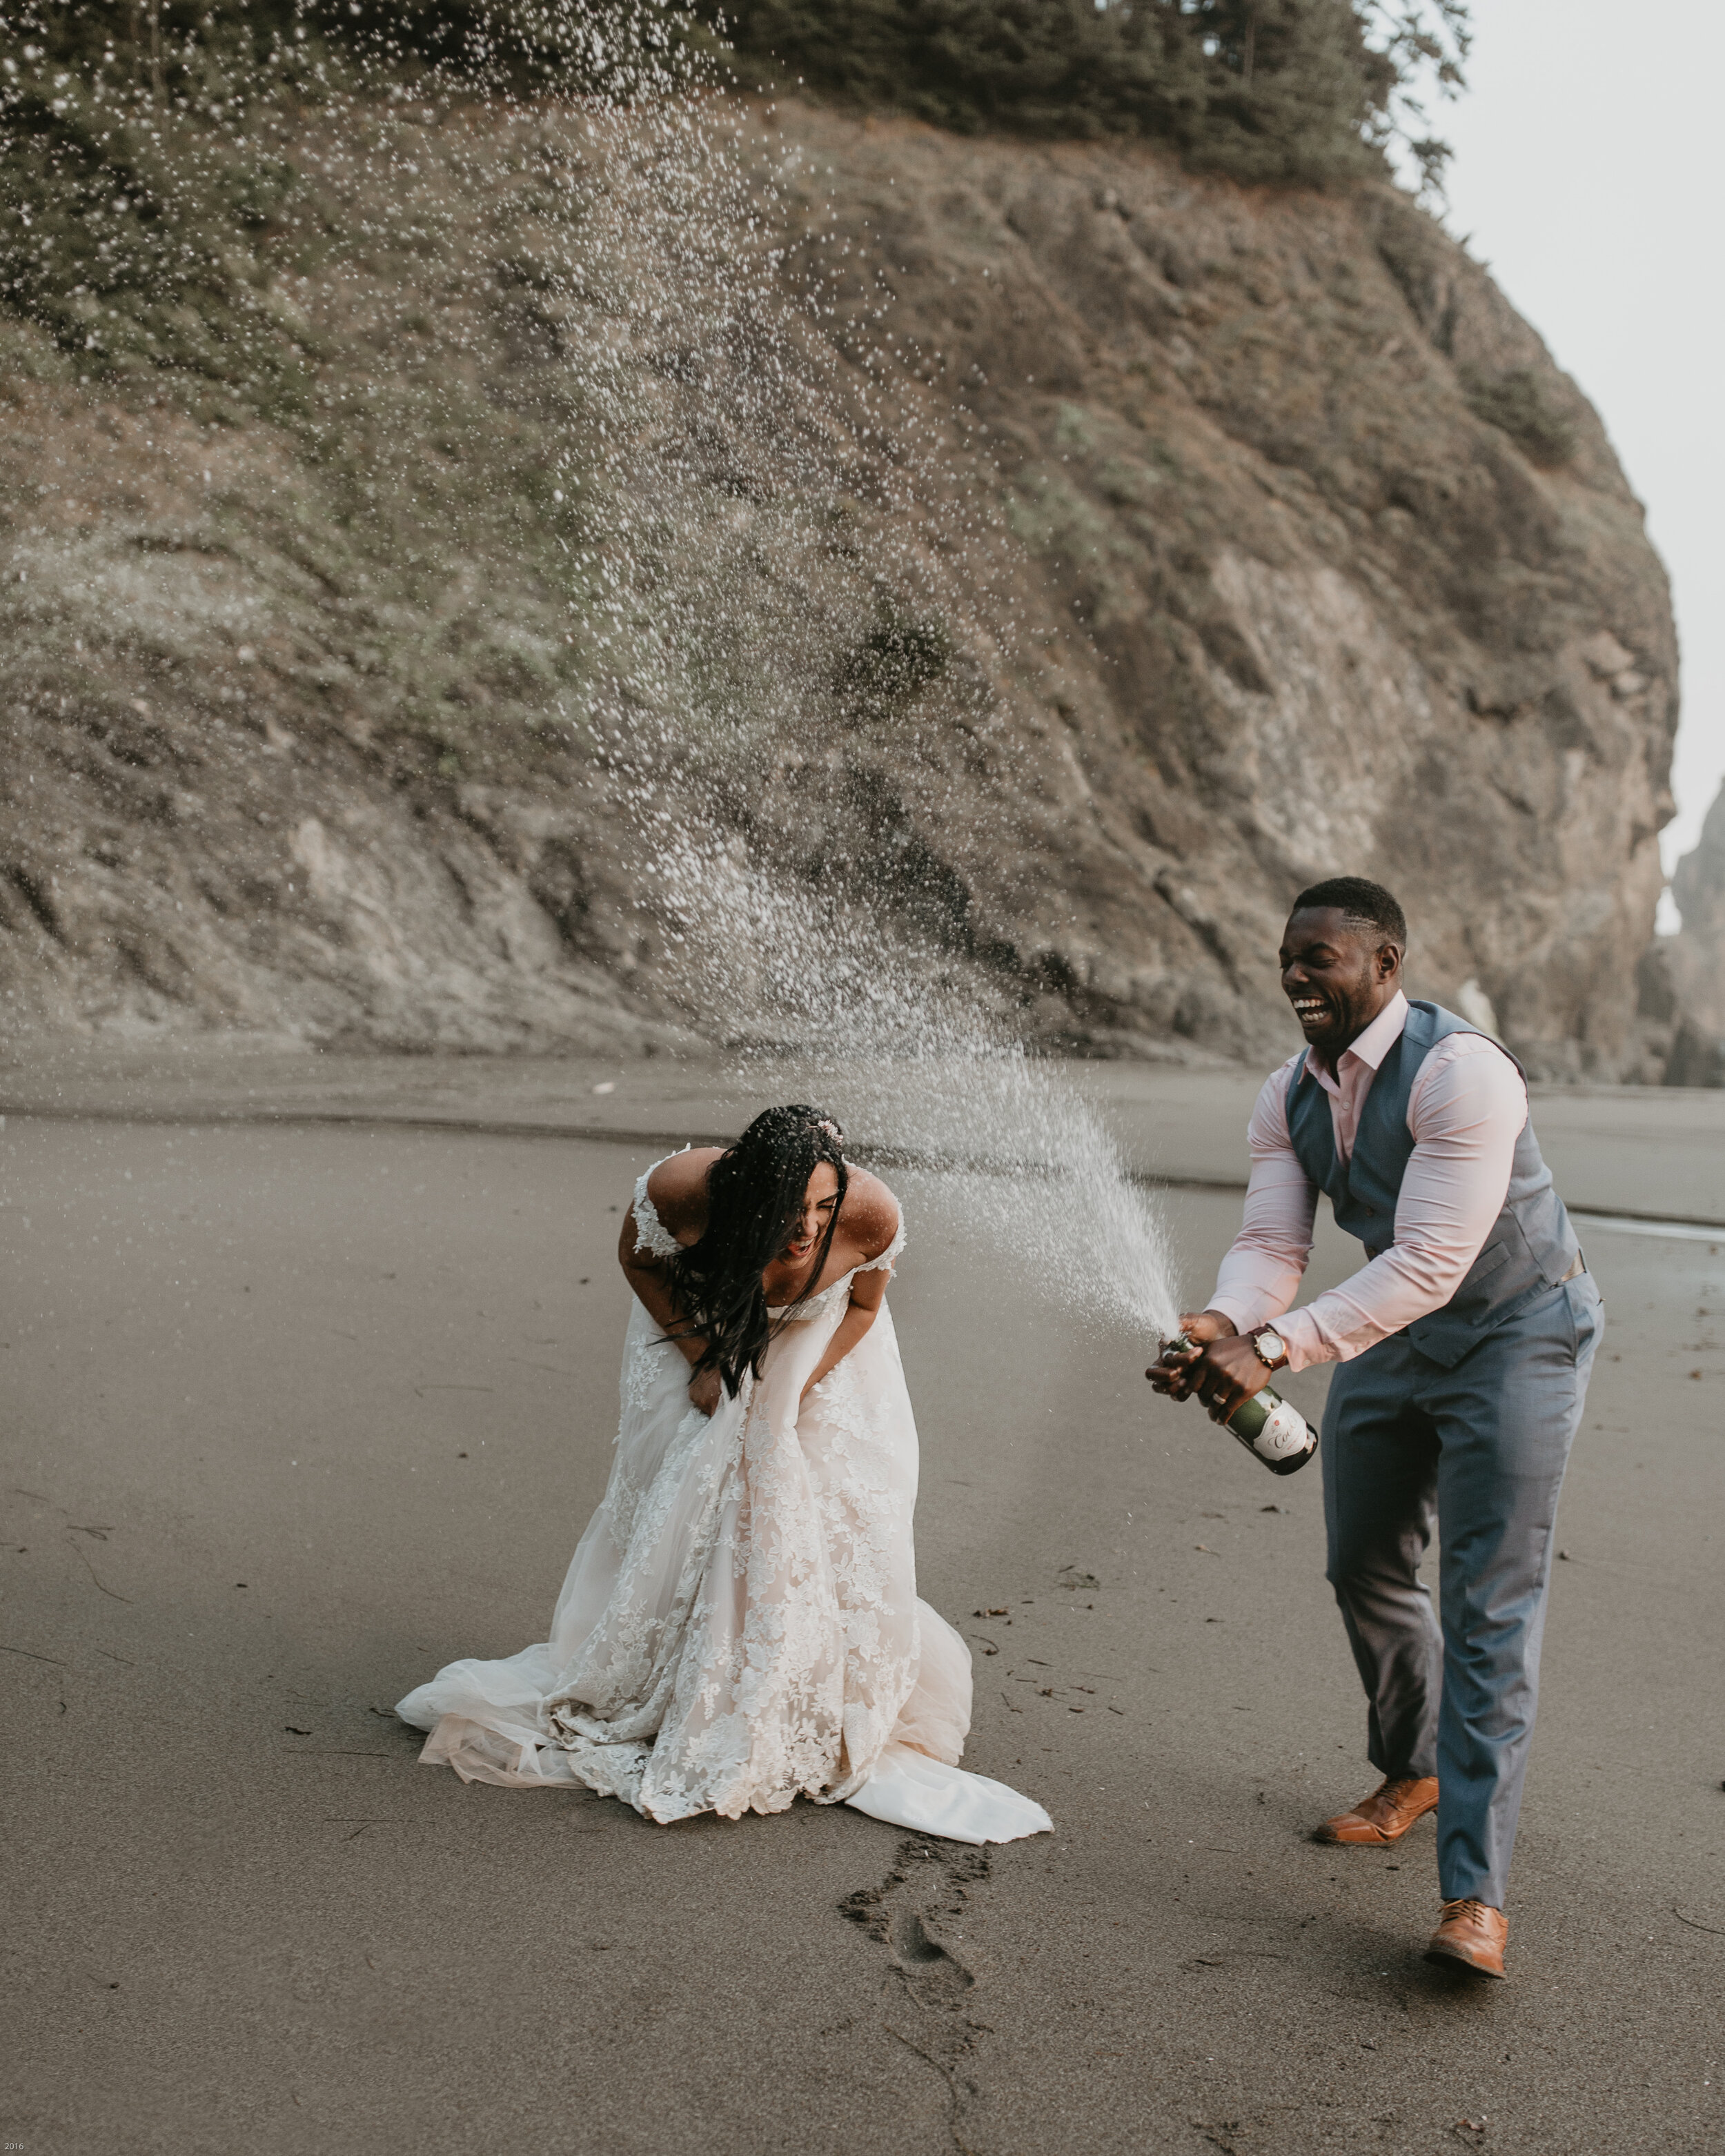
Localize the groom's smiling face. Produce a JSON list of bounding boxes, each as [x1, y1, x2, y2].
[[1279, 906, 1402, 1062]]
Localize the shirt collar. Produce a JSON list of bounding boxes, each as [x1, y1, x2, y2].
[[1302, 990, 1409, 1083]]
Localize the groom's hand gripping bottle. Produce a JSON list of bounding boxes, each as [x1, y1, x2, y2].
[[1161, 1334, 1318, 1476]]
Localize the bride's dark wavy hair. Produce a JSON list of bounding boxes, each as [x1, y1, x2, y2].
[[667, 1105, 849, 1399]]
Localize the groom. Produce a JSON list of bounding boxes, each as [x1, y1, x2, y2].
[[1150, 877, 1601, 1978]]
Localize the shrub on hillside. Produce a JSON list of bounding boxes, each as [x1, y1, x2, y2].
[[700, 1, 1471, 188], [705, 1, 1381, 182]]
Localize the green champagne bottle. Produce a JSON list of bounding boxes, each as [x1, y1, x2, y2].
[[1164, 1335, 1318, 1476]]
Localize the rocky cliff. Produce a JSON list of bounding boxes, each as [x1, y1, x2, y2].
[[1640, 782, 1725, 1085], [0, 91, 1679, 1074]]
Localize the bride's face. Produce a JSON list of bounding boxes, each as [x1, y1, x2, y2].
[[779, 1161, 840, 1265]]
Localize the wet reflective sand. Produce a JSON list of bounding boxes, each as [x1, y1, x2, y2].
[[3, 1054, 1721, 2154]]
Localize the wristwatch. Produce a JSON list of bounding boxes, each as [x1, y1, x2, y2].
[[1250, 1326, 1290, 1372]]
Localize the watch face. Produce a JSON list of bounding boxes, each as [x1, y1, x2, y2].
[[1259, 1330, 1285, 1361]]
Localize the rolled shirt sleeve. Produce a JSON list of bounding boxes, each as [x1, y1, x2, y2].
[[1208, 1034, 1530, 1372]]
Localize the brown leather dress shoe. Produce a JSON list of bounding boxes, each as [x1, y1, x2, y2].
[[1425, 1898, 1508, 1978], [1314, 1774, 1439, 1846]]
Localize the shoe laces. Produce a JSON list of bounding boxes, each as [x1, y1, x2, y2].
[[1439, 1897, 1491, 1923], [1373, 1777, 1425, 1805]]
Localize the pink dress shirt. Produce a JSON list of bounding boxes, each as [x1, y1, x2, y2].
[[1207, 991, 1529, 1372]]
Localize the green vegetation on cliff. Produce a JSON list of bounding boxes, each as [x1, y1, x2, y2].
[[6, 1, 1470, 230], [0, 1, 1471, 409], [704, 1, 1468, 188], [0, 1, 1468, 464]]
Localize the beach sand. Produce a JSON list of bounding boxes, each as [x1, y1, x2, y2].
[[3, 1050, 1720, 2153]]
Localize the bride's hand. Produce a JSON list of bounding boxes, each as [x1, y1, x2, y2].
[[688, 1365, 723, 1417]]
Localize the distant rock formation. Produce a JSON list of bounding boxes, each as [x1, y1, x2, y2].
[[0, 97, 1679, 1071], [1639, 784, 1725, 1085]]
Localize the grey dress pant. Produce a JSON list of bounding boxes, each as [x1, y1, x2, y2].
[[1319, 1273, 1602, 1906]]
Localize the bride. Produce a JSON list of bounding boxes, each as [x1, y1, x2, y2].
[[397, 1104, 1051, 1845]]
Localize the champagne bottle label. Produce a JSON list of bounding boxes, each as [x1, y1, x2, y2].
[[1230, 1390, 1312, 1464]]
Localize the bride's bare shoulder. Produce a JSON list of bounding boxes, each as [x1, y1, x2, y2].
[[644, 1147, 722, 1234], [842, 1168, 902, 1259]]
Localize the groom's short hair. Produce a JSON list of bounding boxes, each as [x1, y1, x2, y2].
[[1290, 876, 1407, 953]]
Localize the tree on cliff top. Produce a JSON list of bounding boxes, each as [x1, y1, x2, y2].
[[700, 0, 1471, 189]]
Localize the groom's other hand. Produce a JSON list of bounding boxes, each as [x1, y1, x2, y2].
[[1146, 1309, 1238, 1401], [1185, 1334, 1276, 1425]]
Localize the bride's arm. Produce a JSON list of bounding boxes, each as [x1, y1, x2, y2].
[[798, 1180, 901, 1402], [618, 1151, 724, 1412], [799, 1265, 888, 1401], [619, 1239, 702, 1358]]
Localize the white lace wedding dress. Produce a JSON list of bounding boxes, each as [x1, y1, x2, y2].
[[397, 1159, 1052, 1845]]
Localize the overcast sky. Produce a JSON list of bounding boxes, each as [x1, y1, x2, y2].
[[1431, 1, 1724, 919]]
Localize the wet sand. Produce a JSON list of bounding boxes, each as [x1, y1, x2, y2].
[[3, 1054, 1722, 2153]]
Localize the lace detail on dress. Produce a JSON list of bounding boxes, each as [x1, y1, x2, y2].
[[631, 1154, 689, 1262], [619, 1307, 673, 1419]]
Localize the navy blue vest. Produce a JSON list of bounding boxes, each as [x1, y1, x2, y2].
[[1285, 1000, 1579, 1368]]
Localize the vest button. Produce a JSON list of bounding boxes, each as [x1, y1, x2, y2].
[[1363, 1205, 1376, 1215]]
